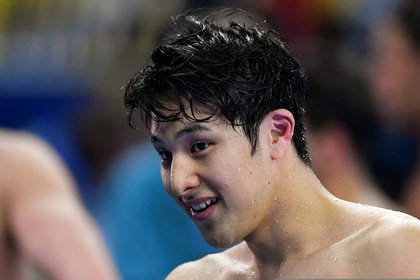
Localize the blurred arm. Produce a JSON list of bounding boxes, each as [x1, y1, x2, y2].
[[0, 131, 120, 280]]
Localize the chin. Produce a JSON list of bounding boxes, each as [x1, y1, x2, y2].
[[201, 230, 239, 249], [207, 239, 231, 249]]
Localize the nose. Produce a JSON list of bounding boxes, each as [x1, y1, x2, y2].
[[167, 156, 200, 197]]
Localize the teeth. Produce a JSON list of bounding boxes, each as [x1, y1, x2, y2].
[[191, 199, 216, 212]]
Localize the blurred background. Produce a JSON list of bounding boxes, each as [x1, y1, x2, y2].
[[1, 0, 419, 279], [0, 0, 186, 204]]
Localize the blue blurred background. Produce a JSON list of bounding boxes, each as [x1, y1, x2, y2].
[[1, 0, 419, 279]]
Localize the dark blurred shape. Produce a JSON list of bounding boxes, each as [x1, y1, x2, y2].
[[304, 41, 399, 209], [368, 0, 420, 217]]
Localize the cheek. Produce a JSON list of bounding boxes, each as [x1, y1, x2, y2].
[[205, 154, 253, 195], [219, 158, 261, 197], [161, 168, 172, 194]]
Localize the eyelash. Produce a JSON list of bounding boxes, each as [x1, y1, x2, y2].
[[191, 142, 210, 153], [157, 142, 211, 162], [158, 150, 172, 162]]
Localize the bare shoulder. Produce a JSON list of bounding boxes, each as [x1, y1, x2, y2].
[[166, 243, 255, 280], [374, 210, 420, 254], [0, 129, 81, 236], [368, 209, 420, 245], [357, 209, 420, 277], [0, 129, 61, 167], [166, 252, 226, 280], [0, 129, 76, 195]]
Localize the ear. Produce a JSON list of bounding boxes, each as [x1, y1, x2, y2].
[[263, 109, 295, 160]]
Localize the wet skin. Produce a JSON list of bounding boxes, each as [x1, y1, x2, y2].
[[150, 105, 420, 279], [150, 112, 277, 249]]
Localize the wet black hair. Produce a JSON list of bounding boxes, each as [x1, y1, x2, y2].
[[124, 7, 310, 165]]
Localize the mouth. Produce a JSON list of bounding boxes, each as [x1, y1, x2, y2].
[[183, 197, 219, 221]]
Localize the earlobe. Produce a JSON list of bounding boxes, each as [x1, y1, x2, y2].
[[268, 109, 295, 160]]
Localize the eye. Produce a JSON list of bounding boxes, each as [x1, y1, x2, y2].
[[158, 150, 172, 162], [191, 142, 210, 154]]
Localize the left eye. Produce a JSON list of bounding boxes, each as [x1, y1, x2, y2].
[[191, 142, 210, 153]]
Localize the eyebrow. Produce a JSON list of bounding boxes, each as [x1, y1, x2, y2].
[[151, 123, 211, 144]]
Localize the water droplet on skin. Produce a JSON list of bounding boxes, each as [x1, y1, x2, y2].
[[295, 216, 300, 220], [304, 200, 311, 205], [330, 256, 338, 262]]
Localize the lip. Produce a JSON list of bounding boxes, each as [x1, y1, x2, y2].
[[182, 197, 219, 222]]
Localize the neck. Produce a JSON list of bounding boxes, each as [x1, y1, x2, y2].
[[244, 156, 344, 268]]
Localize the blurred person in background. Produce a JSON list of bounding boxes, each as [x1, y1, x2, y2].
[[0, 129, 119, 280], [368, 0, 420, 217], [1, 1, 218, 279], [304, 42, 399, 210]]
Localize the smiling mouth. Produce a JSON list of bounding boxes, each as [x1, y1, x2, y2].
[[189, 197, 218, 213]]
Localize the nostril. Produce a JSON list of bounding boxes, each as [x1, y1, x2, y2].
[[169, 157, 201, 196]]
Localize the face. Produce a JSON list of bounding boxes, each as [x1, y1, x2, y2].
[[150, 105, 277, 248]]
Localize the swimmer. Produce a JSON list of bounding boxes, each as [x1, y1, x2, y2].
[[0, 129, 119, 279], [124, 8, 420, 279]]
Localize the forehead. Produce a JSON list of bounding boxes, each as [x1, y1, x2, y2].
[[149, 111, 242, 145], [150, 99, 218, 133], [150, 113, 224, 138], [153, 96, 218, 119]]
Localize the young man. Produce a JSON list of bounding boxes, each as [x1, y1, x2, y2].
[[124, 8, 420, 279], [0, 129, 120, 280]]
